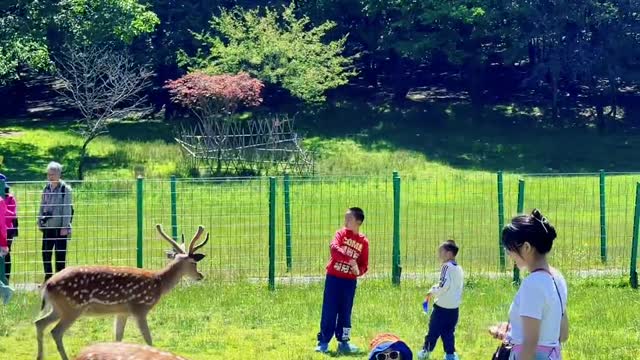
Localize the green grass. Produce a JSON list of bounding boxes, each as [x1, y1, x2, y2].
[[2, 172, 640, 285], [1, 279, 638, 359], [1, 169, 639, 285], [1, 106, 640, 359], [4, 101, 640, 181]]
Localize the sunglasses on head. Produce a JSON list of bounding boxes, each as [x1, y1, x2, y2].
[[375, 350, 400, 360]]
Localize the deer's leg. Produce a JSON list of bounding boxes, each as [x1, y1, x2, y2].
[[50, 314, 79, 360], [35, 309, 60, 360], [134, 313, 153, 346], [114, 314, 128, 341]]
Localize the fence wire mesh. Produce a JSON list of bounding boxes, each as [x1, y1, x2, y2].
[[1, 172, 639, 287]]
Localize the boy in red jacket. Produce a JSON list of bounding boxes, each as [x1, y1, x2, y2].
[[316, 207, 369, 354]]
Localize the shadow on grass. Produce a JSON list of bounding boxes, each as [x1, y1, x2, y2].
[[1, 140, 145, 180], [293, 100, 640, 173], [3, 99, 640, 177]]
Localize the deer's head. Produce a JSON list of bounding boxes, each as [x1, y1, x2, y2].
[[156, 224, 208, 281]]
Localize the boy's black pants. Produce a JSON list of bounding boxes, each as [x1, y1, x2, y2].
[[423, 304, 459, 355]]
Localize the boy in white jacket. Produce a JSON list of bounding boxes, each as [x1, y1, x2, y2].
[[418, 240, 464, 360]]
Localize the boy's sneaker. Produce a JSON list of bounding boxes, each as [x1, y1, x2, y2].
[[417, 349, 430, 360], [444, 354, 459, 360], [337, 341, 359, 354], [315, 342, 329, 353]]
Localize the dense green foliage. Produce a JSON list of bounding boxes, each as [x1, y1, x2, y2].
[[179, 3, 355, 103], [2, 0, 640, 126]]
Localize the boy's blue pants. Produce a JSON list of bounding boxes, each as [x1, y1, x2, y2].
[[317, 274, 357, 343]]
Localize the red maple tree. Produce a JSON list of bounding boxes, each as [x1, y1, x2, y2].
[[165, 72, 264, 116]]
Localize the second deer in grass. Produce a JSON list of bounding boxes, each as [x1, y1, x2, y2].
[[75, 342, 189, 360], [36, 224, 209, 360]]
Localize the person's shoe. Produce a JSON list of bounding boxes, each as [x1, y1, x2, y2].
[[337, 341, 359, 354], [444, 353, 459, 360], [0, 283, 14, 305], [417, 349, 431, 360], [315, 342, 329, 353]]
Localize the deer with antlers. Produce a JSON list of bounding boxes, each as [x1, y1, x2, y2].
[[36, 224, 209, 360], [75, 342, 189, 360]]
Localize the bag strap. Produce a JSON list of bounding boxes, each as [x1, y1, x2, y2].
[[531, 268, 564, 315], [532, 268, 565, 347]]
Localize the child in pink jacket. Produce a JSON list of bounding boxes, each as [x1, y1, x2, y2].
[[0, 192, 15, 304]]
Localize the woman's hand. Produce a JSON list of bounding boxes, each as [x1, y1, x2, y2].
[[488, 322, 510, 340], [60, 228, 69, 236], [0, 246, 8, 256]]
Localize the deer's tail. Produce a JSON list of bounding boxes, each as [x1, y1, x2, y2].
[[39, 281, 53, 311]]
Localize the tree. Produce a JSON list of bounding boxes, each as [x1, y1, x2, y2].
[[54, 0, 159, 45], [0, 0, 158, 84], [165, 72, 264, 174], [379, 0, 498, 102], [55, 45, 153, 179], [584, 0, 640, 132], [0, 2, 53, 84], [179, 2, 356, 103]]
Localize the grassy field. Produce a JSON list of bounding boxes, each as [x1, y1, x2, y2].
[[1, 110, 640, 359], [1, 118, 640, 284], [0, 279, 638, 360]]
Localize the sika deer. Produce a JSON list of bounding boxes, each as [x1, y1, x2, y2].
[[75, 342, 189, 360], [36, 224, 209, 360]]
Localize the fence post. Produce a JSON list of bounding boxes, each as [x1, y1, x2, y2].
[[497, 171, 506, 272], [630, 182, 640, 289], [392, 171, 402, 286], [514, 179, 525, 285], [284, 173, 292, 272], [599, 170, 607, 263], [136, 176, 144, 269], [170, 175, 178, 241], [269, 177, 277, 291], [0, 180, 6, 285]]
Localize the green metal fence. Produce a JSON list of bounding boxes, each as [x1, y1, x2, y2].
[[2, 172, 639, 289]]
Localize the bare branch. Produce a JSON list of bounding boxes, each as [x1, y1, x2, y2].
[[54, 44, 154, 141]]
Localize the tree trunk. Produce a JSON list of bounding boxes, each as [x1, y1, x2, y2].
[[468, 59, 485, 113], [551, 72, 559, 121], [388, 51, 409, 102], [216, 146, 223, 176], [609, 79, 617, 123], [596, 99, 605, 134], [78, 137, 93, 180]]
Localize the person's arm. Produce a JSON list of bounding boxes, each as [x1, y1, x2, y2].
[[429, 264, 452, 297], [520, 316, 541, 360], [61, 186, 73, 231], [560, 313, 569, 342], [0, 200, 7, 249], [356, 240, 369, 276], [558, 275, 569, 342], [517, 278, 545, 360], [39, 186, 46, 218], [329, 230, 352, 263], [5, 195, 16, 220]]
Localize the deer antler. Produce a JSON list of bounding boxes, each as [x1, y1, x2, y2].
[[188, 226, 205, 254], [191, 233, 209, 254], [156, 224, 185, 254]]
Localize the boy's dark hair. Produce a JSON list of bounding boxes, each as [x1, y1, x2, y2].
[[440, 240, 459, 256], [502, 209, 557, 255], [348, 207, 365, 223]]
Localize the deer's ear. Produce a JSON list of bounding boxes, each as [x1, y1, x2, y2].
[[191, 253, 206, 262], [165, 250, 177, 259]]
